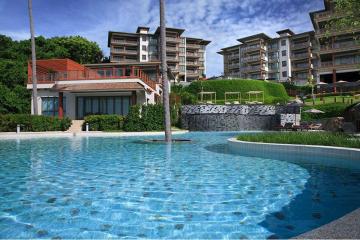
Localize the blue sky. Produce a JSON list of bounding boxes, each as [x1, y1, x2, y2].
[[0, 0, 324, 76]]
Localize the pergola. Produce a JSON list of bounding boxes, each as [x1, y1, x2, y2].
[[224, 92, 241, 104], [246, 91, 264, 104], [198, 91, 216, 104]]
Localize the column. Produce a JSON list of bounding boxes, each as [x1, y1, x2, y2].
[[58, 92, 64, 119], [131, 91, 137, 105], [332, 69, 337, 93]]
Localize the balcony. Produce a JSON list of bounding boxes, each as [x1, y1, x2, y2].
[[187, 52, 200, 58], [111, 39, 138, 46], [319, 59, 360, 72], [28, 67, 157, 90], [186, 44, 200, 49], [111, 48, 138, 55], [186, 61, 200, 67], [166, 37, 180, 43], [168, 66, 179, 72], [316, 27, 360, 37], [291, 42, 311, 50], [228, 63, 239, 69], [314, 11, 346, 22], [167, 56, 179, 62], [291, 52, 311, 60], [292, 63, 313, 72], [242, 65, 264, 73], [166, 46, 178, 52], [242, 55, 265, 63], [319, 41, 360, 54], [228, 54, 239, 60], [268, 57, 279, 63], [242, 44, 264, 53]]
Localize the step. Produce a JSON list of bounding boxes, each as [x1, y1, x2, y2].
[[67, 120, 84, 133]]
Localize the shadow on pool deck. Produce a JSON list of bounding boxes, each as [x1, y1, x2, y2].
[[204, 143, 360, 239]]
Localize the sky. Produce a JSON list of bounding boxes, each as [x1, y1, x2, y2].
[[0, 0, 325, 77]]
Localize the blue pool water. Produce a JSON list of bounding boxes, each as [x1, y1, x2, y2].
[[0, 132, 359, 239]]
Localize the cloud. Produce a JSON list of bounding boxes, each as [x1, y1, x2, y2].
[[1, 0, 324, 76], [1, 30, 30, 40]]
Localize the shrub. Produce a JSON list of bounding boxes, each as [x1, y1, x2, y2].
[[282, 82, 312, 96], [123, 104, 180, 132], [83, 115, 124, 131], [301, 103, 351, 121], [185, 79, 289, 104], [236, 132, 360, 149], [0, 114, 71, 132]]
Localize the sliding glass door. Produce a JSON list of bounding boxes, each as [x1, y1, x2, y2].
[[76, 96, 131, 119]]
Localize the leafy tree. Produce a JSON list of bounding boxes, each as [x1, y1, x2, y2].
[[329, 0, 360, 30]]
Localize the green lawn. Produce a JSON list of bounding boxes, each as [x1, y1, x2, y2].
[[236, 132, 360, 149], [304, 95, 360, 106]]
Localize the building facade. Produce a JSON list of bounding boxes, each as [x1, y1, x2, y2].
[[109, 27, 211, 83], [219, 0, 359, 86], [27, 59, 162, 120], [218, 30, 317, 85], [310, 0, 360, 86]]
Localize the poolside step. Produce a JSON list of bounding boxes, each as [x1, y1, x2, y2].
[[67, 120, 84, 133]]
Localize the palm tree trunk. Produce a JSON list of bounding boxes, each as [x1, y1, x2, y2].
[[28, 0, 38, 115], [160, 0, 172, 142]]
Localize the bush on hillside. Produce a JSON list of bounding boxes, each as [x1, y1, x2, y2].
[[185, 79, 289, 104], [83, 115, 124, 131], [301, 103, 350, 121], [0, 114, 71, 132]]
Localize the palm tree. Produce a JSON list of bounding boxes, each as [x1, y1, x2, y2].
[[159, 0, 172, 142], [28, 0, 38, 115]]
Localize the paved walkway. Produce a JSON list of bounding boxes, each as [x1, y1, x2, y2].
[[295, 208, 360, 239], [66, 120, 84, 133]]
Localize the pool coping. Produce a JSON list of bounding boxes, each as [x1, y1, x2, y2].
[[227, 138, 360, 160], [0, 130, 189, 140], [227, 138, 360, 239]]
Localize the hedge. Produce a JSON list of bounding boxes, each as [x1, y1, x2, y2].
[[301, 103, 351, 121], [0, 114, 71, 132], [185, 79, 289, 104], [83, 115, 124, 131]]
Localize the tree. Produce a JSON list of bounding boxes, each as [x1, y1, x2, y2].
[[159, 0, 172, 142], [28, 0, 38, 115], [327, 0, 360, 33]]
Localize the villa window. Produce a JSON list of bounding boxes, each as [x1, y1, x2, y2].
[[282, 71, 287, 77], [142, 36, 146, 41], [282, 61, 287, 67], [282, 50, 287, 56], [142, 45, 147, 51], [42, 97, 66, 117], [142, 55, 147, 60], [281, 40, 286, 46]]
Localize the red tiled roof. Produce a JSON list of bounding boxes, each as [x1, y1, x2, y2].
[[52, 82, 144, 92]]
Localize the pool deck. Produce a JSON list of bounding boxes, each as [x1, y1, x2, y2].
[[295, 208, 360, 239], [0, 130, 189, 139]]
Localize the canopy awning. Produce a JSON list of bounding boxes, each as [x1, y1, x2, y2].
[[52, 82, 144, 92]]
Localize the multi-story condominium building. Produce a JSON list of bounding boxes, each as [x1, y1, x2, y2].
[[219, 0, 359, 86], [109, 27, 210, 83], [310, 0, 360, 86], [218, 30, 317, 85]]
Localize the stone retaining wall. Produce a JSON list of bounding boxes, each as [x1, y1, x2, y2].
[[181, 104, 300, 131]]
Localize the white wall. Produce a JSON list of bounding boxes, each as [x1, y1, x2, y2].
[[279, 37, 292, 82]]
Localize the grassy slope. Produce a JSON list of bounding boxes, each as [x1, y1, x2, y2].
[[236, 132, 360, 149]]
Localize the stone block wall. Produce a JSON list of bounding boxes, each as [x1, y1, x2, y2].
[[181, 104, 300, 131]]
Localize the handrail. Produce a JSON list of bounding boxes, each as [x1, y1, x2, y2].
[[28, 67, 157, 90]]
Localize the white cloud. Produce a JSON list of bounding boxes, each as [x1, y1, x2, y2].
[[3, 0, 324, 77]]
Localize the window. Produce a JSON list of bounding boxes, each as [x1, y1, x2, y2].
[[180, 47, 185, 53], [282, 61, 287, 67], [281, 40, 286, 46], [282, 50, 287, 56], [142, 36, 146, 41], [142, 45, 147, 51], [142, 55, 146, 60], [42, 97, 66, 116], [179, 56, 185, 63], [282, 71, 287, 77]]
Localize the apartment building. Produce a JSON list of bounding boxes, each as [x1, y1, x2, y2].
[[108, 27, 210, 83], [310, 0, 360, 86], [218, 30, 317, 85], [219, 0, 360, 86]]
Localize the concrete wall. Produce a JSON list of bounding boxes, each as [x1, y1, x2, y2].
[[181, 104, 300, 131]]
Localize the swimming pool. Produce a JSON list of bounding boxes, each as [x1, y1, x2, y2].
[[0, 132, 359, 239]]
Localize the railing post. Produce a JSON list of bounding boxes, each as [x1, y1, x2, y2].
[[17, 124, 21, 134]]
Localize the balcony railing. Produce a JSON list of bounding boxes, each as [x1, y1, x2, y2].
[[186, 44, 200, 49], [243, 44, 264, 52], [291, 52, 310, 59], [187, 52, 199, 57], [111, 39, 138, 45], [242, 65, 264, 72], [320, 41, 360, 51], [166, 46, 178, 52], [320, 59, 360, 68], [167, 56, 179, 61], [28, 67, 157, 90], [112, 49, 138, 54], [242, 55, 265, 62], [186, 70, 199, 75], [291, 42, 311, 49], [166, 37, 180, 42]]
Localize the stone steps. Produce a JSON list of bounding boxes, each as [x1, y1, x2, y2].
[[67, 120, 84, 133]]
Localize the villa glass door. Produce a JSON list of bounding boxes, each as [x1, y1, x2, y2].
[[76, 96, 131, 119]]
